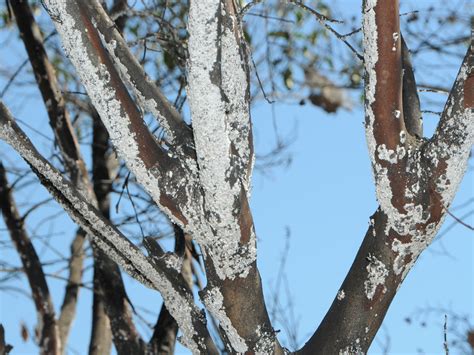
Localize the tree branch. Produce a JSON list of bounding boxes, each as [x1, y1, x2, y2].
[[44, 0, 199, 229], [11, 0, 91, 198], [0, 102, 216, 353], [363, 0, 408, 202], [91, 109, 146, 354], [11, 2, 144, 351], [12, 3, 99, 348], [298, 3, 472, 354], [0, 324, 13, 355], [77, 0, 194, 156], [148, 228, 195, 354], [186, 1, 281, 353], [0, 163, 60, 355], [57, 229, 86, 352], [426, 43, 474, 208]]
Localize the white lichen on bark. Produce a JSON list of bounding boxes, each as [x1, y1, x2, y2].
[[363, 0, 378, 163], [364, 254, 388, 300], [187, 0, 256, 280], [0, 105, 202, 353], [254, 325, 277, 354], [202, 287, 247, 352], [391, 222, 438, 279], [44, 0, 167, 212], [95, 25, 176, 143], [429, 62, 474, 206]]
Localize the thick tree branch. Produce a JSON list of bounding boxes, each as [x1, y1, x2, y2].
[[299, 3, 472, 354], [43, 7, 272, 351], [363, 0, 415, 221], [44, 0, 200, 230], [77, 0, 194, 156], [0, 163, 60, 355], [11, 2, 144, 351], [186, 1, 280, 353], [0, 102, 216, 354], [364, 0, 404, 155], [426, 43, 474, 208]]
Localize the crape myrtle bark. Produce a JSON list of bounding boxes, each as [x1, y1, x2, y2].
[[0, 0, 471, 354]]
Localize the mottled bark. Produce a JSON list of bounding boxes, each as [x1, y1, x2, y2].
[[11, 2, 146, 353], [148, 228, 194, 354], [298, 1, 473, 353], [1, 0, 471, 353], [0, 102, 217, 353], [11, 2, 98, 351], [78, 1, 195, 156], [186, 0, 281, 353]]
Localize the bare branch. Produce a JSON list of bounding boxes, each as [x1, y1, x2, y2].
[[11, 0, 91, 198], [0, 163, 60, 355], [427, 44, 474, 208], [148, 228, 196, 354], [0, 102, 216, 353], [89, 284, 112, 355], [77, 1, 194, 155], [187, 0, 256, 280], [11, 2, 143, 351], [91, 109, 144, 354], [298, 2, 472, 354], [44, 0, 200, 230], [57, 230, 86, 351]]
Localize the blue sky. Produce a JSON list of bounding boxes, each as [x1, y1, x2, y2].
[[0, 1, 472, 354]]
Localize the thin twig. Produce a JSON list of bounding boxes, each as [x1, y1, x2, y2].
[[240, 0, 362, 60], [250, 51, 274, 104], [444, 314, 449, 355], [125, 182, 145, 238], [246, 12, 295, 23], [115, 171, 131, 213], [421, 110, 442, 116], [0, 31, 56, 98], [285, 1, 363, 60], [445, 208, 474, 231]]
